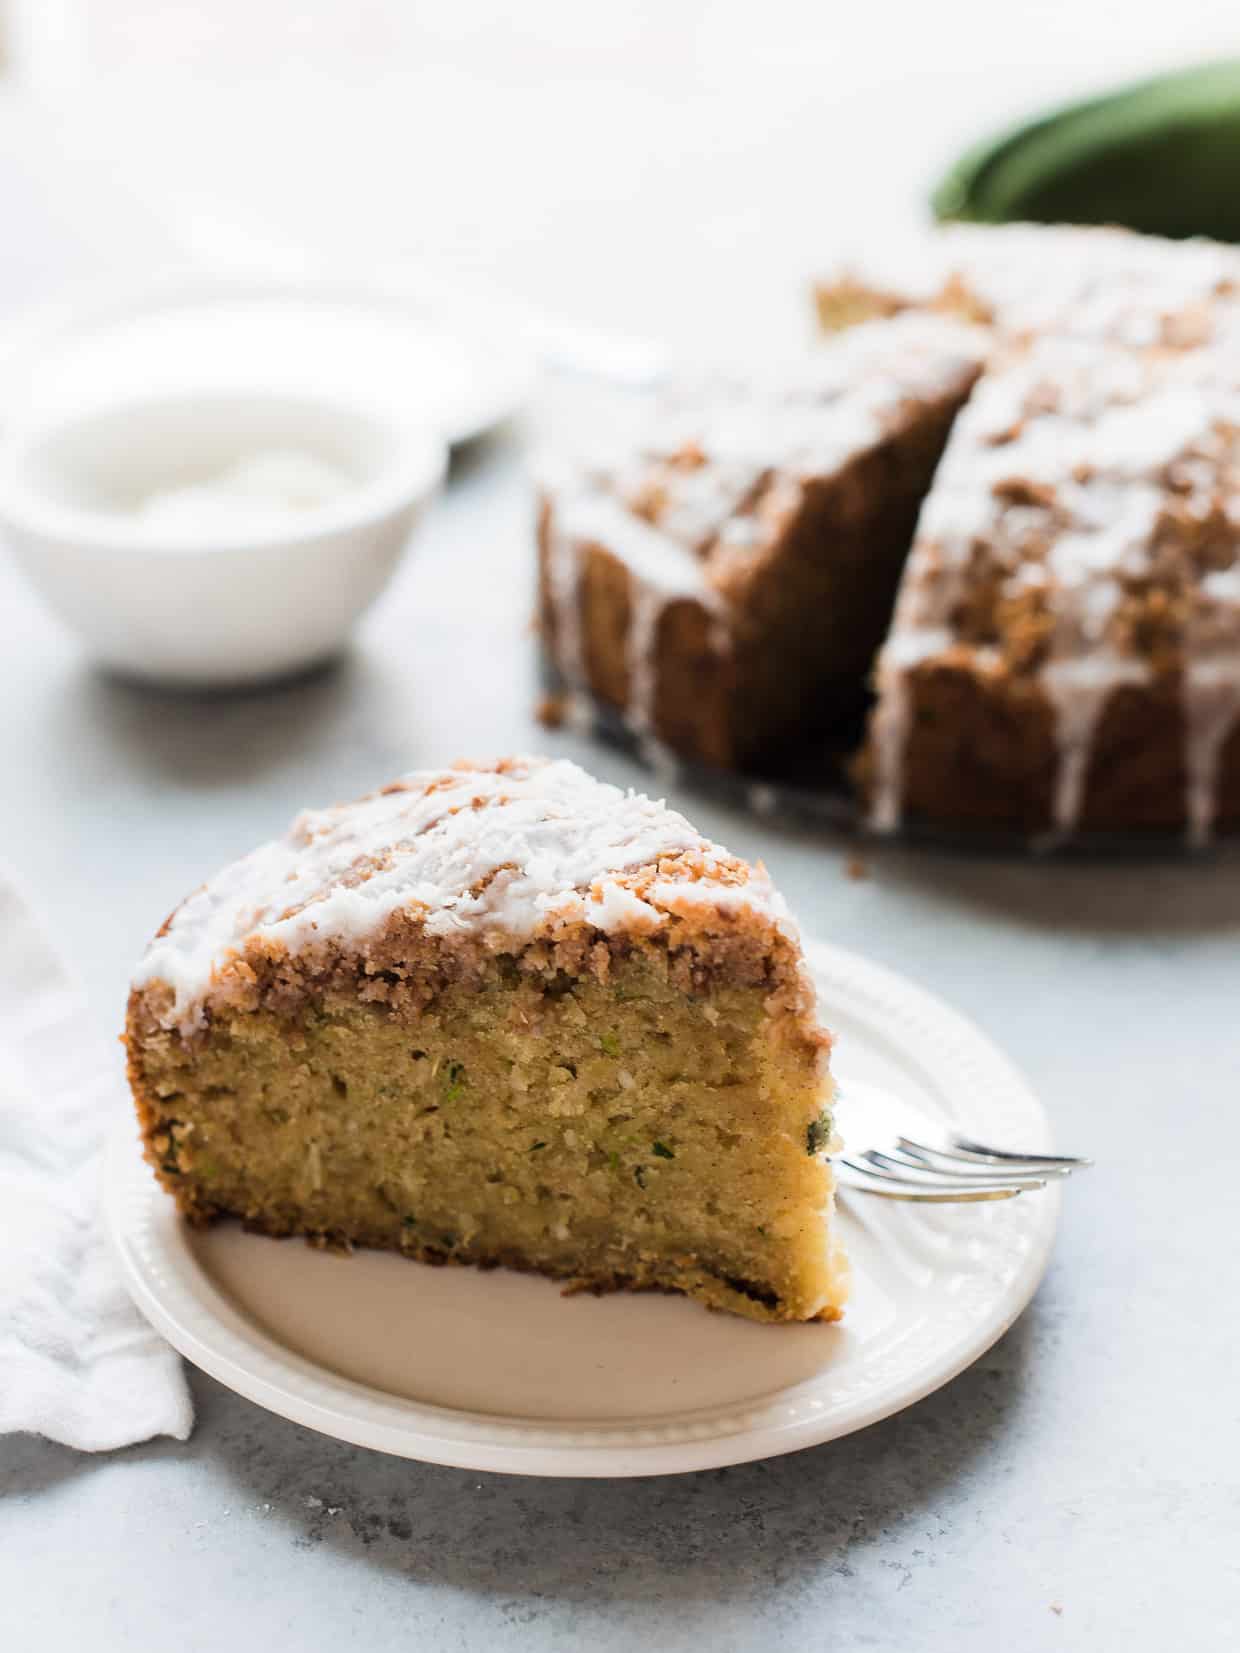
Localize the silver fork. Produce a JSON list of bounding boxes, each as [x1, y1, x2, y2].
[[831, 1080, 1090, 1202]]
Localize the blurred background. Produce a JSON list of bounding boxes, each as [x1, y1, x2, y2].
[[2, 0, 1239, 986], [2, 1, 1238, 348]]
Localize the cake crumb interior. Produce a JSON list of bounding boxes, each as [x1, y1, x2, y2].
[[133, 955, 846, 1324]]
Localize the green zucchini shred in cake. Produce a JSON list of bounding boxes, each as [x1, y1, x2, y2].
[[125, 756, 848, 1324]]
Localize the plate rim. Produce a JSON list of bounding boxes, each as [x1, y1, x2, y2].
[[105, 938, 1061, 1477]]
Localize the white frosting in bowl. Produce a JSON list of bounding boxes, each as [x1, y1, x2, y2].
[[0, 389, 445, 686], [136, 448, 356, 533]]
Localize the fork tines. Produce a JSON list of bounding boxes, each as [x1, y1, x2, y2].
[[838, 1133, 1090, 1203], [838, 1159, 1035, 1202]]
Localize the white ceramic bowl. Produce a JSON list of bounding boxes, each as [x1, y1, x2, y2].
[[0, 390, 446, 687]]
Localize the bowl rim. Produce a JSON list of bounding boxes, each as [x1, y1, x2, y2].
[[0, 267, 534, 450], [0, 386, 447, 557]]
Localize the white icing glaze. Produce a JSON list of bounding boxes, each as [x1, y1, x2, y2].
[[560, 687, 597, 735], [868, 628, 956, 832], [541, 314, 985, 745], [1041, 654, 1149, 836], [870, 336, 1240, 838], [823, 223, 1240, 350], [623, 581, 665, 737], [133, 758, 788, 1033], [544, 504, 589, 688], [633, 733, 683, 788], [544, 489, 723, 721], [1184, 660, 1240, 847]]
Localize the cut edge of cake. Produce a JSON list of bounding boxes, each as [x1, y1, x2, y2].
[[125, 756, 850, 1325], [858, 335, 1240, 841], [535, 314, 987, 772]]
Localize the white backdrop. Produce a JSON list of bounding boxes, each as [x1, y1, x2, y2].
[[1, 2, 1238, 350]]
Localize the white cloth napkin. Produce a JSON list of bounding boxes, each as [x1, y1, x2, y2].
[[0, 869, 193, 1450]]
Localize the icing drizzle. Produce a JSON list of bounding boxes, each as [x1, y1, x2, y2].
[[540, 315, 985, 746], [133, 757, 789, 1032], [870, 337, 1240, 839], [822, 222, 1240, 351]]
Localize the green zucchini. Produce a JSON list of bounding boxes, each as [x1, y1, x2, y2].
[[933, 59, 1240, 242]]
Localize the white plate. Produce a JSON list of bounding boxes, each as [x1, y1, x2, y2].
[[0, 274, 534, 448], [106, 940, 1060, 1478]]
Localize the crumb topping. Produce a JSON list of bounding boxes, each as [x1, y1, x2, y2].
[[133, 757, 797, 1032], [870, 337, 1240, 839], [818, 223, 1240, 351], [548, 315, 986, 572], [540, 314, 986, 731]]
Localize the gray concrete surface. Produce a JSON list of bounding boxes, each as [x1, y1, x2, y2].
[[3, 428, 1239, 1650]]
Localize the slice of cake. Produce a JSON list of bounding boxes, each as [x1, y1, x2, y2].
[[815, 222, 1240, 352], [859, 337, 1240, 841], [536, 315, 984, 770], [125, 757, 847, 1324]]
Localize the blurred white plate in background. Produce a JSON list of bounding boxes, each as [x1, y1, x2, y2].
[[0, 275, 535, 447]]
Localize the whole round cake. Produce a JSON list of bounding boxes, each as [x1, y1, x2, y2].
[[537, 223, 1240, 844]]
